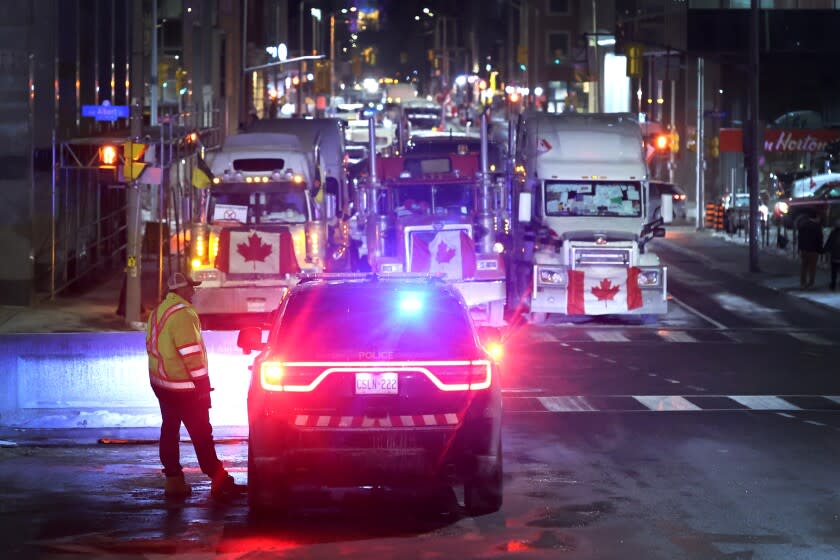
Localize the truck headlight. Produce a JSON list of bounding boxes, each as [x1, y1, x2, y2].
[[637, 269, 660, 286], [537, 268, 565, 286]]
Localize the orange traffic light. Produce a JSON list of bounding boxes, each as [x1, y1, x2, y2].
[[99, 144, 118, 167], [654, 134, 668, 151], [509, 92, 521, 104]]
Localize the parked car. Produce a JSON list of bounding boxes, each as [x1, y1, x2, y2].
[[778, 180, 840, 228], [648, 182, 687, 221], [238, 276, 504, 515], [723, 192, 770, 233]]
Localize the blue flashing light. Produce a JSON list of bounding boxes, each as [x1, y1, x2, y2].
[[398, 292, 424, 315]]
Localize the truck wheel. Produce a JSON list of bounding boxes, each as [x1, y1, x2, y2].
[[464, 442, 503, 516]]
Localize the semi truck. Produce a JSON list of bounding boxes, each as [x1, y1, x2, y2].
[[355, 117, 508, 326], [511, 111, 671, 322], [187, 132, 340, 323]]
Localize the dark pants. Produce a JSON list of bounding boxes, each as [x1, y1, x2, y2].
[[831, 261, 840, 290], [153, 387, 223, 479], [800, 251, 819, 288]]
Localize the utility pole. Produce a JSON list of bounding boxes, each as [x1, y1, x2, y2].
[[150, 0, 158, 126], [695, 57, 704, 231], [329, 13, 335, 110], [747, 0, 761, 272], [126, 0, 145, 326]]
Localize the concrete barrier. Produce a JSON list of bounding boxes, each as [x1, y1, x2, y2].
[[0, 331, 253, 428]]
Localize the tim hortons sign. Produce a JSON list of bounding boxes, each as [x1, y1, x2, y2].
[[720, 128, 840, 154]]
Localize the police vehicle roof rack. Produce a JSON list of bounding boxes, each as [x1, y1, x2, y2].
[[297, 272, 446, 284]]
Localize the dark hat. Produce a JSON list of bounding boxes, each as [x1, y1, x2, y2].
[[167, 271, 201, 290]]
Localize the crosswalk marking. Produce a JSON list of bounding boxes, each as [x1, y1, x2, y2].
[[529, 331, 560, 343], [586, 330, 630, 342], [507, 395, 840, 413], [516, 327, 835, 346], [725, 396, 800, 410], [634, 395, 701, 411], [789, 332, 832, 346], [537, 396, 597, 412], [657, 330, 698, 343]]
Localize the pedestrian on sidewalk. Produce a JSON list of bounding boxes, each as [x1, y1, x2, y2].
[[145, 271, 245, 499], [797, 209, 823, 289], [823, 219, 840, 291]]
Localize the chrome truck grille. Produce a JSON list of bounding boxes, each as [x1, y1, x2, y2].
[[572, 248, 631, 267]]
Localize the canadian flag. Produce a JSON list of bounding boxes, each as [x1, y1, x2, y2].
[[216, 229, 300, 275], [410, 230, 476, 280], [567, 267, 643, 315]]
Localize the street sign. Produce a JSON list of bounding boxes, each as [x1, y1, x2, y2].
[[703, 110, 728, 119], [82, 100, 129, 122]]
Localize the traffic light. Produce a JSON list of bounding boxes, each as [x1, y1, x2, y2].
[[175, 68, 188, 94], [626, 43, 643, 79], [654, 133, 669, 152], [122, 141, 148, 181], [709, 135, 720, 158], [98, 144, 118, 168]]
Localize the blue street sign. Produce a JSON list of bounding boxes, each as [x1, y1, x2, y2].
[[703, 110, 728, 119], [82, 101, 129, 122]]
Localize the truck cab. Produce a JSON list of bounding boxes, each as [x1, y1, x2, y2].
[[187, 133, 333, 323], [513, 112, 669, 320]]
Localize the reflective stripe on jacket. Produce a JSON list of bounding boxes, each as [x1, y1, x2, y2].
[[146, 292, 209, 392]]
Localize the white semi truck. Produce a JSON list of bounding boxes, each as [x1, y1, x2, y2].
[[511, 112, 671, 321], [187, 132, 339, 323]]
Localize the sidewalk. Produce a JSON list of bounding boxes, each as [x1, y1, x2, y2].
[[0, 256, 163, 334], [658, 223, 840, 311], [0, 227, 837, 334]]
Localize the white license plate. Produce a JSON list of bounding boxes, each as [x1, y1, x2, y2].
[[355, 372, 399, 395], [246, 298, 266, 312]]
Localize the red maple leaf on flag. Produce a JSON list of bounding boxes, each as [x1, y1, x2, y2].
[[237, 232, 273, 262], [591, 278, 620, 301], [435, 241, 456, 263]]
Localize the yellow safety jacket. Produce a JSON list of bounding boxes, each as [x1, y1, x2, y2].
[[146, 292, 209, 393]]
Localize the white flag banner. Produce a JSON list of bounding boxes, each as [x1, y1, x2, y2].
[[228, 230, 281, 274]]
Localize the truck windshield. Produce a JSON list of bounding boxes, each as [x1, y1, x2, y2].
[[390, 183, 474, 217], [210, 187, 308, 224], [405, 108, 440, 130], [545, 181, 642, 218]]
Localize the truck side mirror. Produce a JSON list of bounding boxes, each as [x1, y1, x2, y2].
[[660, 193, 674, 224], [518, 192, 532, 223]]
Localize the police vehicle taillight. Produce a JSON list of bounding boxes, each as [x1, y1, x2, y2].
[[257, 360, 492, 393]]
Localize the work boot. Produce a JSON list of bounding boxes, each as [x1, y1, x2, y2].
[[164, 473, 192, 498], [210, 470, 246, 499]]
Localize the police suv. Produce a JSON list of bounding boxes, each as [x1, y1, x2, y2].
[[237, 275, 503, 515]]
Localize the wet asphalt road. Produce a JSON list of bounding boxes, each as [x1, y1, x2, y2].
[[2, 239, 840, 559]]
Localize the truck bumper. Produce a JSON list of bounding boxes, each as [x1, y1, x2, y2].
[[192, 285, 291, 316], [530, 267, 668, 316], [450, 280, 506, 326]]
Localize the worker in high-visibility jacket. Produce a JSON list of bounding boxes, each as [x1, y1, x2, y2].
[[146, 271, 245, 499]]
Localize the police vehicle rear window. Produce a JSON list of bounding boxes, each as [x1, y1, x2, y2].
[[272, 284, 477, 361]]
